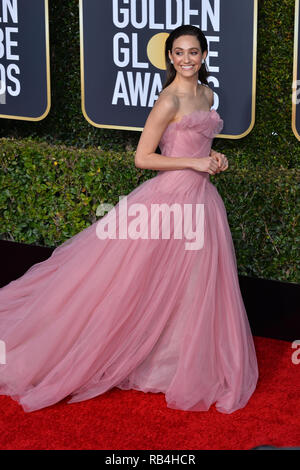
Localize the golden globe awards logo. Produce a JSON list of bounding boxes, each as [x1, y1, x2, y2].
[[81, 0, 257, 136], [80, 0, 223, 130], [109, 0, 220, 109], [0, 0, 50, 121], [0, 0, 20, 104]]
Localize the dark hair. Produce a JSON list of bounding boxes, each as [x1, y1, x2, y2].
[[162, 25, 209, 90]]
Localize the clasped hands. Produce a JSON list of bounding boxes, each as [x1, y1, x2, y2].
[[209, 149, 228, 174], [190, 149, 228, 175]]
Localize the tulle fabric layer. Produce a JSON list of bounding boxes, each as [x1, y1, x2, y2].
[[0, 169, 258, 413]]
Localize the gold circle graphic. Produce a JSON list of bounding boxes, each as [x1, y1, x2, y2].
[[147, 32, 169, 70]]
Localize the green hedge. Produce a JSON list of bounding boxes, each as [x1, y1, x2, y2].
[[0, 138, 298, 283]]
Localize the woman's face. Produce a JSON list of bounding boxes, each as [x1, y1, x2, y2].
[[168, 34, 207, 79]]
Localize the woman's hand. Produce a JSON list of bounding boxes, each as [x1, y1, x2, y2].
[[191, 156, 223, 175], [209, 149, 228, 172], [191, 150, 228, 175]]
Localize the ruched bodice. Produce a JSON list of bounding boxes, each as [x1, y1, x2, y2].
[[159, 109, 224, 159], [153, 109, 224, 192]]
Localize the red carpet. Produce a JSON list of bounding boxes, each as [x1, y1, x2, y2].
[[0, 336, 299, 450]]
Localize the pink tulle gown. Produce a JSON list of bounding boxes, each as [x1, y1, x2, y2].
[[0, 109, 259, 413]]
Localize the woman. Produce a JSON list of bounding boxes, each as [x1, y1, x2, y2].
[[0, 25, 259, 414]]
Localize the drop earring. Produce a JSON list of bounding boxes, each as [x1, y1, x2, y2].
[[170, 60, 174, 64]]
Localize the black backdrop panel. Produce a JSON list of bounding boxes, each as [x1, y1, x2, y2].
[[0, 0, 50, 121]]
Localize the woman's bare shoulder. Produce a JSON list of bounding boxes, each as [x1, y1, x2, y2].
[[154, 88, 180, 115], [146, 89, 180, 126], [199, 83, 214, 107]]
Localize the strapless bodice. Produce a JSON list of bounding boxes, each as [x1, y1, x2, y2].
[[159, 109, 224, 159]]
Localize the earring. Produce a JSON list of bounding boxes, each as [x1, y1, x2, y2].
[[171, 60, 174, 64]]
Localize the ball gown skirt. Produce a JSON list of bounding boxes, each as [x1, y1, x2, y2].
[[0, 109, 259, 413]]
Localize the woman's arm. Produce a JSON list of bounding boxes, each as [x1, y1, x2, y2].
[[134, 95, 197, 171]]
